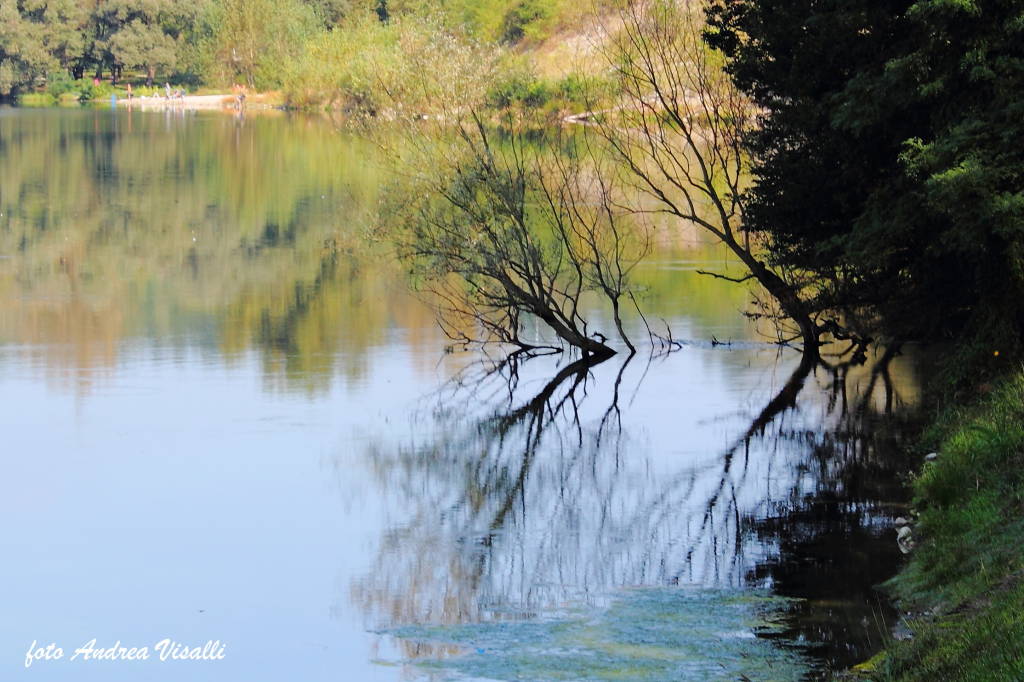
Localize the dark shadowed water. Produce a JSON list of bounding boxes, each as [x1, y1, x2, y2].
[[0, 107, 920, 680]]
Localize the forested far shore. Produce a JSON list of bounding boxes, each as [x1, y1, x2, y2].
[[0, 0, 618, 114]]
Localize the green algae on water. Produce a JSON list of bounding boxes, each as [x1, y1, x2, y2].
[[388, 588, 812, 681]]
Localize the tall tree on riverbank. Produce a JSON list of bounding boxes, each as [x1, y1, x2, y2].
[[0, 4, 48, 95], [0, 0, 89, 94], [96, 0, 196, 84], [41, 0, 90, 79], [705, 0, 1024, 367]]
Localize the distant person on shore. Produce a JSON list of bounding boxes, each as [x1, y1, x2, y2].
[[126, 83, 133, 102], [165, 82, 171, 99], [232, 84, 247, 111]]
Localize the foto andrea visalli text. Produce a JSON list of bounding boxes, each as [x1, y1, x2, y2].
[[25, 639, 226, 667]]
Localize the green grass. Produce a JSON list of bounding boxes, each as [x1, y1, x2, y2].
[[876, 369, 1024, 680], [16, 93, 57, 107], [881, 582, 1024, 680]]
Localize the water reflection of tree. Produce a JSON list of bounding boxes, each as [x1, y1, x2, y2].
[[353, 352, 613, 628], [744, 348, 919, 672], [351, 346, 917, 670]]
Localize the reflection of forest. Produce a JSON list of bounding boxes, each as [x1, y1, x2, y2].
[[0, 110, 761, 394], [352, 348, 920, 670], [0, 109, 441, 392]]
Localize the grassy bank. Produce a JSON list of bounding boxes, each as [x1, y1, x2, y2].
[[872, 369, 1024, 680]]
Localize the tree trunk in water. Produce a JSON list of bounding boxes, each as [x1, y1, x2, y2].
[[531, 304, 616, 358], [610, 297, 635, 354], [726, 239, 820, 361], [496, 275, 616, 357]]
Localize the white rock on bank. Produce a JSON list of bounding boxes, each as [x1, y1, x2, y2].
[[897, 525, 915, 554]]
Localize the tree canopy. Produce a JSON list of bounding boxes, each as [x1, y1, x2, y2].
[[706, 0, 1024, 364]]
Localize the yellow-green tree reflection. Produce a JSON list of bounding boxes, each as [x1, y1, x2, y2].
[[0, 109, 442, 393]]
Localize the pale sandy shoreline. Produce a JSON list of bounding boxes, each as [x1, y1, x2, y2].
[[118, 93, 280, 112]]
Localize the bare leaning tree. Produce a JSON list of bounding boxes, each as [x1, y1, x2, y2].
[[591, 0, 825, 360], [384, 115, 650, 358]]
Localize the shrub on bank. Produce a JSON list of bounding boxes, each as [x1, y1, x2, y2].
[[486, 67, 551, 110], [499, 0, 552, 44], [76, 80, 116, 102], [45, 71, 78, 98], [42, 74, 119, 103], [483, 66, 612, 119]]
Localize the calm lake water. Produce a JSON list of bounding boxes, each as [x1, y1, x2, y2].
[[0, 107, 921, 680]]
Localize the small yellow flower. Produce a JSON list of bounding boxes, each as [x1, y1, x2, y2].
[[994, 350, 1000, 357]]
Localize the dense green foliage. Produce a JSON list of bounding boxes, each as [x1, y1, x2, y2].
[[877, 371, 1024, 680], [1, 0, 87, 94], [706, 0, 1024, 372], [0, 0, 202, 91]]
